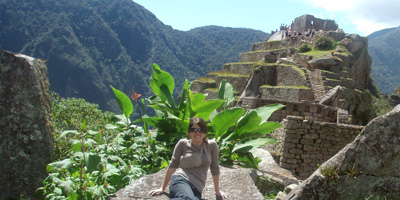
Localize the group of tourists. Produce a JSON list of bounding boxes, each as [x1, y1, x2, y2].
[[277, 21, 316, 41]]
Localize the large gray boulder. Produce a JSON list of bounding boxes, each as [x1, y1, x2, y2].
[[0, 50, 54, 199], [109, 166, 265, 200], [284, 105, 400, 199], [252, 148, 299, 189]]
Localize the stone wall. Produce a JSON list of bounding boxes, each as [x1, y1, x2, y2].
[[276, 65, 308, 87], [279, 116, 363, 179], [259, 87, 314, 103], [0, 50, 54, 199], [241, 98, 346, 124], [293, 14, 338, 33]]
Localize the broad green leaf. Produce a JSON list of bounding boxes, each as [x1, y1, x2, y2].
[[71, 140, 82, 152], [218, 79, 226, 100], [160, 84, 177, 112], [105, 123, 118, 130], [151, 63, 175, 96], [111, 85, 133, 119], [85, 153, 101, 173], [237, 152, 260, 169], [68, 191, 78, 200], [136, 116, 163, 126], [212, 107, 246, 138], [84, 138, 97, 148], [59, 130, 78, 138], [255, 104, 285, 122], [178, 79, 190, 111], [232, 137, 278, 153], [80, 119, 87, 131], [238, 122, 283, 139], [236, 110, 261, 136], [47, 159, 73, 172], [218, 80, 234, 107], [193, 100, 225, 120], [53, 177, 74, 196]]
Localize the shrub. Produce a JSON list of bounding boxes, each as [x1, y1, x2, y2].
[[315, 36, 335, 50], [299, 44, 311, 53]]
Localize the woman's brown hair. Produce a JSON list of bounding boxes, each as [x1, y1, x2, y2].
[[188, 117, 208, 142]]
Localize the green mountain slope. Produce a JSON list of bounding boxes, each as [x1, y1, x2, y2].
[[368, 26, 400, 95], [0, 0, 268, 112]]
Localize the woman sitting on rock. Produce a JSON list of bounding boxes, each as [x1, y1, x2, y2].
[[149, 117, 227, 199]]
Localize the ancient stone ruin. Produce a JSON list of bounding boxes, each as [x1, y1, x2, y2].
[[0, 50, 54, 199], [284, 104, 400, 199], [191, 14, 375, 180]]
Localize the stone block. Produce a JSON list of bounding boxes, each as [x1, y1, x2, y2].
[[304, 134, 318, 140], [300, 139, 313, 145], [289, 148, 303, 154], [303, 145, 316, 151], [0, 50, 54, 199]]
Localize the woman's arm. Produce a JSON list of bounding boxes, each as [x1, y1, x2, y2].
[[212, 175, 227, 199], [149, 167, 177, 196]]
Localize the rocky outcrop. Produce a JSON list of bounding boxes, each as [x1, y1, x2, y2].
[[252, 148, 299, 193], [110, 148, 298, 200], [283, 105, 400, 199], [109, 166, 265, 200], [0, 50, 54, 199]]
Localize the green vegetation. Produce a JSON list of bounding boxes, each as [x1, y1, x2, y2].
[[315, 36, 335, 50], [369, 27, 400, 95], [260, 85, 310, 89], [372, 95, 394, 117], [38, 64, 283, 199], [299, 48, 333, 59], [194, 77, 216, 83], [209, 71, 250, 77], [320, 165, 339, 181], [299, 44, 312, 53]]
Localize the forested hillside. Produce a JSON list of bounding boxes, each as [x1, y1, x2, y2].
[[0, 0, 268, 113], [368, 26, 400, 95]]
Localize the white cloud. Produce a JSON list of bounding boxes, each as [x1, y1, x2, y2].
[[304, 0, 400, 35]]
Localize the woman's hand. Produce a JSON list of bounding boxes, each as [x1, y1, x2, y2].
[[216, 190, 227, 199], [148, 188, 164, 196]]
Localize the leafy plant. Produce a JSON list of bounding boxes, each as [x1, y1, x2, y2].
[[139, 63, 284, 168], [51, 93, 114, 161], [315, 36, 335, 50], [320, 164, 339, 181], [299, 44, 311, 53], [138, 63, 225, 150]]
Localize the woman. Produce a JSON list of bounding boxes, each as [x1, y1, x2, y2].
[[149, 117, 227, 199]]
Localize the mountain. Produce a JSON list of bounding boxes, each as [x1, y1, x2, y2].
[[0, 0, 268, 112], [368, 26, 400, 95]]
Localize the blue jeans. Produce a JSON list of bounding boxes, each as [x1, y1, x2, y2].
[[169, 175, 202, 200]]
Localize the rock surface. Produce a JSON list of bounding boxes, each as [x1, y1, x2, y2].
[[283, 105, 400, 199], [0, 50, 54, 199], [252, 148, 299, 188], [109, 166, 265, 200]]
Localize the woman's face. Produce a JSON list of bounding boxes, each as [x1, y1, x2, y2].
[[189, 123, 206, 143]]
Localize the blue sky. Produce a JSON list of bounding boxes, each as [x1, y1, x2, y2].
[[133, 0, 400, 37]]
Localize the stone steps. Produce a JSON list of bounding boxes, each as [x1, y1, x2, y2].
[[307, 69, 325, 102]]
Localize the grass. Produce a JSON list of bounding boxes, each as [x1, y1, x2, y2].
[[279, 64, 306, 79], [299, 45, 351, 59], [260, 85, 310, 89], [208, 71, 249, 77], [194, 77, 216, 83]]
